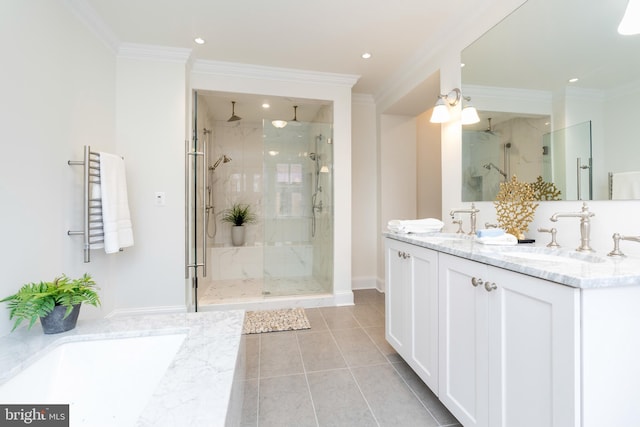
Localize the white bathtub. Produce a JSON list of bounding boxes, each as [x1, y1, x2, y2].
[[0, 333, 186, 427]]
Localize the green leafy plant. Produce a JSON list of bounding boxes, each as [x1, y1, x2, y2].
[[221, 203, 256, 226], [0, 274, 100, 331]]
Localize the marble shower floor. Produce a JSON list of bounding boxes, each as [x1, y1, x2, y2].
[[199, 277, 329, 305]]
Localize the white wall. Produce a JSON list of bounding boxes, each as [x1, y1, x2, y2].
[[112, 46, 190, 313], [378, 114, 418, 289], [351, 95, 378, 289], [417, 110, 442, 218], [0, 1, 116, 336]]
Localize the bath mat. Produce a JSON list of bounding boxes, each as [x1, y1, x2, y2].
[[243, 308, 310, 334]]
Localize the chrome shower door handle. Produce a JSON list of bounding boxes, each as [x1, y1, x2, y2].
[[184, 140, 190, 279], [201, 136, 207, 278]]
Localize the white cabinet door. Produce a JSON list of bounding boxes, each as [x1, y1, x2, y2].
[[438, 253, 489, 427], [385, 238, 439, 393], [487, 265, 580, 427], [385, 238, 411, 357], [409, 246, 439, 392]]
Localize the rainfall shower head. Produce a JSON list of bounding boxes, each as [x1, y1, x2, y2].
[[210, 155, 232, 171], [289, 105, 301, 127], [484, 118, 497, 135], [227, 101, 241, 122]]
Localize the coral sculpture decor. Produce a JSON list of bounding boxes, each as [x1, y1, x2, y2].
[[531, 176, 561, 201], [494, 176, 539, 239]]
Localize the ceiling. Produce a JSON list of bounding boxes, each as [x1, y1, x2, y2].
[[84, 0, 475, 96]]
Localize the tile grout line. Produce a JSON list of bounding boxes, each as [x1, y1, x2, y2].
[[294, 330, 321, 427], [255, 334, 262, 427], [318, 305, 382, 427], [388, 361, 442, 426], [361, 300, 443, 427]]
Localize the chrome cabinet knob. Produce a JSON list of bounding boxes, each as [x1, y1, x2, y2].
[[484, 281, 497, 292], [471, 277, 483, 287]]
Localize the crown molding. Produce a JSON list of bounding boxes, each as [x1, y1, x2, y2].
[[352, 93, 375, 105], [63, 0, 120, 53], [192, 59, 360, 88], [118, 43, 192, 63], [464, 84, 552, 103]]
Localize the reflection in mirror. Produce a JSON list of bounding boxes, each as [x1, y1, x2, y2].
[[543, 121, 592, 201], [461, 0, 640, 201], [462, 112, 551, 201]]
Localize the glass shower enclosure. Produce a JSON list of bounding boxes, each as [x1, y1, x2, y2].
[[262, 120, 333, 297]]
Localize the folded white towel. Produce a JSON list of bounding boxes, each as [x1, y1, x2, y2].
[[387, 218, 444, 234], [100, 152, 134, 254], [476, 233, 518, 245], [612, 171, 640, 200]]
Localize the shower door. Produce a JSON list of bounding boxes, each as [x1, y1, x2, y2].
[[262, 121, 333, 297], [185, 91, 207, 312]]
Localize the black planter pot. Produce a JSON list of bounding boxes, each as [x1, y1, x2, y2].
[[40, 304, 81, 334]]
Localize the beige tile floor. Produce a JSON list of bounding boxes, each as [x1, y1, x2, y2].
[[239, 289, 461, 427]]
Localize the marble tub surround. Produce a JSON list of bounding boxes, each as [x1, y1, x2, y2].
[[385, 231, 640, 288], [0, 310, 245, 427]]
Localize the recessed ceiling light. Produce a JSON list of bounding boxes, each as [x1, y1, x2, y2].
[[194, 37, 205, 45], [361, 52, 372, 59], [262, 103, 270, 109], [461, 63, 466, 68], [568, 77, 579, 83]]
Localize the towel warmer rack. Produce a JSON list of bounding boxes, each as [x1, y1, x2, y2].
[[68, 145, 104, 262]]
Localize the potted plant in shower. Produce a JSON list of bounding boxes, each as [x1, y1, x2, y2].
[[221, 203, 256, 246], [0, 273, 100, 334]]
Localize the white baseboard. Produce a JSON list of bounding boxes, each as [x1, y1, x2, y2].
[[351, 276, 378, 290], [105, 305, 187, 318]]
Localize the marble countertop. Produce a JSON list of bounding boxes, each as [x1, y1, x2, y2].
[[385, 232, 640, 289], [0, 310, 245, 426]]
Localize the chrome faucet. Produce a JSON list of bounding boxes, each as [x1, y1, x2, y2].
[[550, 202, 595, 252], [537, 227, 560, 248], [607, 233, 640, 257], [450, 203, 480, 235]]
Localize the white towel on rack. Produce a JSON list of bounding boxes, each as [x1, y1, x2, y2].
[[612, 171, 640, 200], [100, 152, 134, 254]]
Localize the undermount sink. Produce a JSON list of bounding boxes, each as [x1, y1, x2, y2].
[[499, 247, 605, 264]]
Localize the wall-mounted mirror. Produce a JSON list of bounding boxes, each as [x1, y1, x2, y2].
[[461, 0, 640, 201]]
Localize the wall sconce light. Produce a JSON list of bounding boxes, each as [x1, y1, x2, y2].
[[619, 0, 640, 35], [430, 88, 460, 123], [461, 96, 480, 125], [429, 88, 480, 125], [272, 120, 287, 128]]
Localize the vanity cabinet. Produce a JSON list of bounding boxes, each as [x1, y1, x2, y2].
[[385, 238, 439, 391], [438, 253, 580, 427]]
